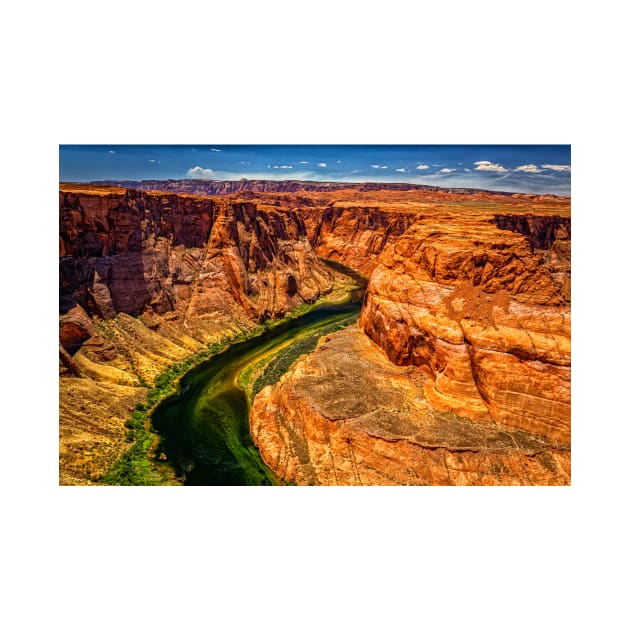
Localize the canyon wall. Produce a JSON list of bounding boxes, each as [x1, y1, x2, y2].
[[60, 182, 571, 485], [60, 185, 338, 347], [359, 212, 571, 442], [59, 184, 349, 484], [305, 205, 416, 275], [249, 198, 571, 485], [251, 327, 570, 485]]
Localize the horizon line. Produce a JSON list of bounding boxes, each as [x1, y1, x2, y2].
[[59, 177, 571, 199]]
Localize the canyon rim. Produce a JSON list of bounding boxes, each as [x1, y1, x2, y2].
[[59, 145, 571, 486]]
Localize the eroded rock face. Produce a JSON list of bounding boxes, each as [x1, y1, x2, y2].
[[60, 182, 571, 485], [359, 213, 571, 444], [59, 185, 336, 343], [58, 184, 344, 484], [249, 192, 571, 485], [306, 205, 416, 275], [251, 327, 570, 485]]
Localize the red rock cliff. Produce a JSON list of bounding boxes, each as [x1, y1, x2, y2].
[[60, 185, 337, 342], [59, 184, 357, 484], [359, 211, 570, 443], [248, 192, 571, 485]]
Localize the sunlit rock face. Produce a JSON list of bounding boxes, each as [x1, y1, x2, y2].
[[60, 182, 571, 486], [249, 190, 571, 485], [359, 212, 571, 444], [251, 327, 570, 486]]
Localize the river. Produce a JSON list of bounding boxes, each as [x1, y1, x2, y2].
[[151, 262, 366, 485]]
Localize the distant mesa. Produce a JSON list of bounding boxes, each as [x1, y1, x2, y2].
[[85, 178, 566, 199]]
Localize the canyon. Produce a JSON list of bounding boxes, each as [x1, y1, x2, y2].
[[59, 184, 353, 483], [59, 182, 570, 485]]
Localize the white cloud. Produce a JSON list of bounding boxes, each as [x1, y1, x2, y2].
[[541, 164, 571, 172], [515, 164, 542, 173], [299, 161, 309, 164], [371, 164, 388, 169], [464, 168, 471, 172], [439, 168, 455, 173], [272, 165, 293, 169], [474, 160, 508, 172], [108, 150, 116, 154], [395, 168, 407, 173], [416, 164, 429, 170], [210, 148, 222, 152], [148, 159, 160, 164], [317, 162, 327, 167], [187, 166, 215, 179], [337, 160, 341, 163]]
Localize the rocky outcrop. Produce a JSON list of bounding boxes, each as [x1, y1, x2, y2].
[[358, 212, 571, 444], [60, 185, 337, 343], [249, 195, 571, 485], [251, 327, 570, 485]]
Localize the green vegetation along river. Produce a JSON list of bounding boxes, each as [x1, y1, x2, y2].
[[151, 270, 366, 485]]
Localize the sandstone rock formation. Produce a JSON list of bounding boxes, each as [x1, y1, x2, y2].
[[251, 327, 570, 485], [248, 191, 571, 485], [60, 181, 571, 485], [359, 212, 571, 443], [59, 184, 350, 484], [60, 185, 337, 337]]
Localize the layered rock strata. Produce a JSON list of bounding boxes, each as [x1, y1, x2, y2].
[[250, 205, 571, 485], [59, 184, 348, 484], [60, 185, 336, 336], [60, 182, 571, 485], [251, 327, 570, 485], [359, 213, 571, 443]]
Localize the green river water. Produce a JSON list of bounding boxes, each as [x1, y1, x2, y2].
[[151, 264, 365, 485]]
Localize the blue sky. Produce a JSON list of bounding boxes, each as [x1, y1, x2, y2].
[[59, 145, 571, 195]]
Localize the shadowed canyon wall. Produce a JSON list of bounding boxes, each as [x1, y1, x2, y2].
[[60, 185, 336, 332]]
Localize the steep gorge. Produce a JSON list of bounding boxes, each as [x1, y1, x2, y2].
[[247, 192, 571, 485], [60, 182, 571, 485], [59, 184, 353, 484]]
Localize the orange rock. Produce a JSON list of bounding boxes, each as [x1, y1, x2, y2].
[[60, 182, 571, 485], [59, 185, 338, 338], [359, 212, 571, 443], [251, 327, 570, 485]]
